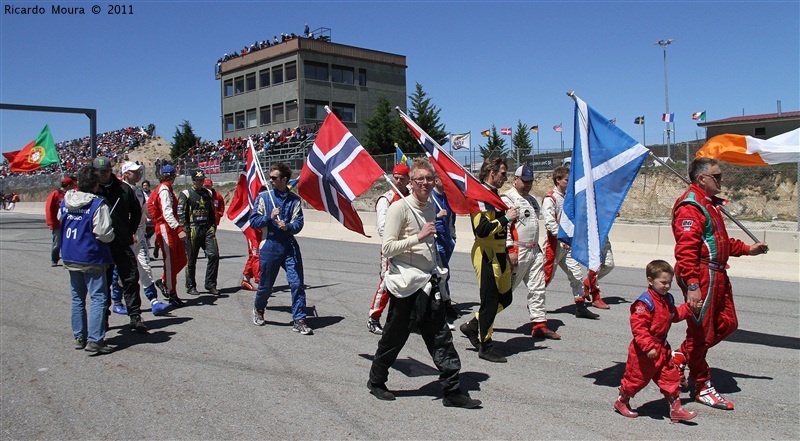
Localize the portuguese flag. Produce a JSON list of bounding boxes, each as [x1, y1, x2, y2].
[[3, 125, 60, 172]]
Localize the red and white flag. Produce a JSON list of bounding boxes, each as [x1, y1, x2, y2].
[[226, 139, 267, 231], [553, 123, 563, 133], [397, 108, 508, 214], [500, 127, 512, 136], [298, 112, 384, 236]]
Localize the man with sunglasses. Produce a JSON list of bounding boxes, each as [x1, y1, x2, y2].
[[250, 162, 312, 335], [459, 157, 519, 363], [671, 157, 768, 410]]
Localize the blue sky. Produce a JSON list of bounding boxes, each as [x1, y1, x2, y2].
[[1, 1, 798, 165]]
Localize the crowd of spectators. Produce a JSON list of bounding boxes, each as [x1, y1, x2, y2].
[[0, 124, 155, 180], [216, 24, 331, 70], [177, 124, 318, 170]]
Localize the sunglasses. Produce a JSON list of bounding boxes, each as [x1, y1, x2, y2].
[[269, 175, 282, 181], [702, 173, 723, 182]]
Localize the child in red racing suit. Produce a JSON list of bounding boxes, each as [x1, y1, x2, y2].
[[614, 260, 697, 423]]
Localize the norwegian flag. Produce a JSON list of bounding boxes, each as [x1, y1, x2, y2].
[[500, 127, 512, 136], [397, 108, 508, 214], [226, 139, 267, 231], [298, 112, 384, 236]]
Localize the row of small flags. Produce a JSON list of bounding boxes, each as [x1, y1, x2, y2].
[[476, 111, 708, 136]]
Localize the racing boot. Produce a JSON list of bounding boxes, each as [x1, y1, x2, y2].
[[613, 388, 638, 418], [459, 317, 481, 349], [584, 271, 610, 309], [694, 380, 734, 410], [575, 301, 599, 319], [667, 396, 697, 422]]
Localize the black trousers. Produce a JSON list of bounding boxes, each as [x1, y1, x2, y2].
[[369, 289, 462, 396], [106, 245, 141, 317], [478, 251, 513, 343], [185, 225, 219, 290]]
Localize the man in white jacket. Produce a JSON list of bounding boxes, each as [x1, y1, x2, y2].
[[367, 158, 481, 409], [503, 165, 560, 339]]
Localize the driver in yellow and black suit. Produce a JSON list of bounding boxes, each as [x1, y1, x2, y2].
[[177, 169, 220, 296], [459, 157, 519, 363]]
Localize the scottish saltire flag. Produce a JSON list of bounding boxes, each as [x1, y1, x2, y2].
[[397, 108, 508, 214], [451, 133, 470, 150], [395, 144, 412, 167], [558, 95, 649, 271], [298, 112, 384, 236], [227, 138, 267, 231], [662, 113, 675, 122]]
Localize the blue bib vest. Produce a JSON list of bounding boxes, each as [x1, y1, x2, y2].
[[60, 198, 113, 265]]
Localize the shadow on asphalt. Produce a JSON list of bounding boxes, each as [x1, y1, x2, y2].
[[634, 397, 699, 425], [104, 316, 192, 351], [727, 328, 800, 350], [584, 362, 774, 396]]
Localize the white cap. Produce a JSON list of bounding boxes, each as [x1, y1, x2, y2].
[[121, 161, 143, 174]]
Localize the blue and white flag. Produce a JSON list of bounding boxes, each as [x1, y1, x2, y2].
[[558, 95, 650, 271]]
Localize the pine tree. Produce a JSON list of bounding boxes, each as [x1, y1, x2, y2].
[[171, 120, 200, 160], [510, 120, 534, 165], [363, 95, 397, 155], [394, 83, 448, 155], [479, 126, 507, 160]]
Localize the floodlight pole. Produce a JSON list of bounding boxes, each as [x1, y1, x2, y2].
[[655, 39, 674, 160]]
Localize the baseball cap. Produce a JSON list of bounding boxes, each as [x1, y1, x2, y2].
[[191, 169, 206, 181], [61, 177, 76, 187], [92, 156, 114, 170], [121, 161, 143, 174], [203, 178, 213, 187], [392, 164, 410, 176], [514, 165, 534, 182], [161, 164, 176, 175]]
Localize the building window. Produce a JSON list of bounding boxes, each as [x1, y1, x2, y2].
[[332, 65, 354, 85], [259, 69, 270, 88], [304, 100, 327, 120], [260, 106, 271, 125], [286, 101, 298, 121], [245, 73, 256, 92], [224, 80, 233, 97], [235, 111, 245, 130], [358, 68, 367, 86], [285, 62, 297, 81], [273, 103, 284, 124], [272, 66, 283, 84], [246, 109, 258, 128], [234, 76, 245, 95], [332, 103, 355, 122], [224, 114, 234, 132], [754, 127, 766, 136], [304, 61, 328, 81]]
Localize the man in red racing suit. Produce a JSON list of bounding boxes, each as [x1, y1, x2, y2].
[[671, 158, 768, 410]]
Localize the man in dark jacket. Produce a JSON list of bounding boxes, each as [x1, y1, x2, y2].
[[93, 156, 146, 331]]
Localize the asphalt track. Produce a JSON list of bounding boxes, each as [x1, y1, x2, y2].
[[1, 211, 798, 440]]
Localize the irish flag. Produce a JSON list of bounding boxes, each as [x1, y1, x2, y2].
[[3, 125, 60, 172], [695, 128, 799, 166]]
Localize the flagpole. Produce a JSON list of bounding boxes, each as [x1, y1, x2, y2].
[[249, 136, 279, 221]]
